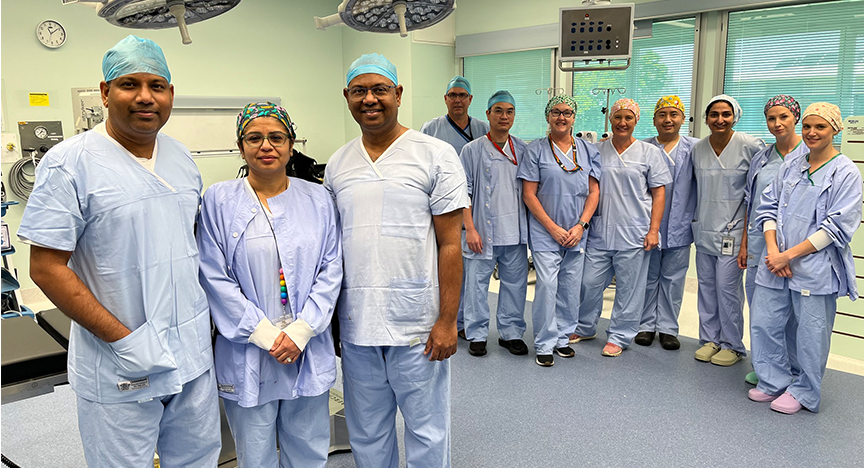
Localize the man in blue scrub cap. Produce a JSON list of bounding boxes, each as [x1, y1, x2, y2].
[[421, 76, 489, 338], [459, 90, 530, 358], [19, 35, 220, 467], [325, 53, 469, 468]]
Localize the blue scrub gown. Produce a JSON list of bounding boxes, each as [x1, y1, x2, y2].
[[639, 136, 698, 336], [750, 153, 861, 412], [198, 177, 342, 467], [459, 136, 529, 343]]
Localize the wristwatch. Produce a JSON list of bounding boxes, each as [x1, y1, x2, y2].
[[578, 220, 589, 229]]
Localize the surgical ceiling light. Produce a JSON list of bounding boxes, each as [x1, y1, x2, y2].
[[62, 0, 242, 45], [314, 0, 456, 38]]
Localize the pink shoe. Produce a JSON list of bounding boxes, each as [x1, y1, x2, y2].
[[568, 333, 596, 344], [601, 342, 623, 357], [770, 392, 803, 414], [748, 388, 778, 403]]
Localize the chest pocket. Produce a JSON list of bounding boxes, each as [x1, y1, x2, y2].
[[381, 187, 430, 239]]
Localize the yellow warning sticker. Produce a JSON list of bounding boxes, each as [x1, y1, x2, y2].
[[29, 93, 49, 107]]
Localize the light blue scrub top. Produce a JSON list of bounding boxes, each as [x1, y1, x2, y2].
[[517, 137, 601, 253], [459, 135, 529, 260], [324, 130, 470, 346], [588, 139, 672, 251], [197, 178, 342, 408], [745, 141, 808, 260], [692, 131, 766, 256], [18, 127, 213, 404], [420, 115, 490, 156], [644, 136, 698, 249], [754, 153, 862, 298]]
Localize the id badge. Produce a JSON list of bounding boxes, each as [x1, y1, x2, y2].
[[721, 236, 735, 256]]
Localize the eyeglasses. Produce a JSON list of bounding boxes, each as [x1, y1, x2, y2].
[[347, 85, 396, 100], [549, 109, 575, 118], [242, 132, 290, 147], [446, 92, 470, 101], [490, 108, 515, 116]]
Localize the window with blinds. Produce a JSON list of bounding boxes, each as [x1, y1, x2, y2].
[[571, 17, 696, 140], [724, 0, 864, 144], [463, 48, 553, 142]]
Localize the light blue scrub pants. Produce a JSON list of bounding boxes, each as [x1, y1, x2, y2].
[[639, 246, 691, 335], [747, 265, 800, 375], [531, 249, 583, 355], [577, 248, 651, 348], [750, 285, 836, 412], [463, 244, 528, 342], [695, 252, 746, 354], [341, 343, 450, 468], [223, 392, 330, 468], [76, 367, 221, 468]]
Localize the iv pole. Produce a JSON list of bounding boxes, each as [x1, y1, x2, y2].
[[591, 87, 626, 133]]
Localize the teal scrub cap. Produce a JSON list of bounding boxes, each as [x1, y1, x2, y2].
[[102, 35, 171, 83], [347, 53, 398, 86], [447, 76, 471, 95], [487, 90, 515, 110]]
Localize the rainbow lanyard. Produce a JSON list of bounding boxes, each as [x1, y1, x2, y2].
[[548, 136, 582, 172], [486, 133, 517, 165], [251, 182, 292, 328]]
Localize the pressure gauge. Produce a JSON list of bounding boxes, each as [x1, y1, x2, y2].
[[36, 20, 67, 49], [34, 126, 49, 139]]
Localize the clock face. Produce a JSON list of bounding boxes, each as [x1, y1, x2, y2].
[[36, 20, 66, 49]]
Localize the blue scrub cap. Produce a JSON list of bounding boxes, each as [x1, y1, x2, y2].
[[346, 53, 398, 86], [102, 35, 171, 83], [705, 94, 742, 125], [447, 76, 471, 95], [487, 90, 515, 110]]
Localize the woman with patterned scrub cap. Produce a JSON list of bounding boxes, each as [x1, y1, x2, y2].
[[573, 99, 671, 358], [518, 94, 601, 367], [198, 102, 343, 467], [742, 95, 809, 386], [748, 103, 861, 415]]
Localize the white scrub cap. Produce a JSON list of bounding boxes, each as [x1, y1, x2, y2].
[[102, 35, 171, 83], [705, 94, 742, 125]]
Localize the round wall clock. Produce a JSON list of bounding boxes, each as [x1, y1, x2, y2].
[[36, 20, 67, 49]]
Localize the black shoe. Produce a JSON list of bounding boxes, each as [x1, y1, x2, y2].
[[554, 346, 575, 358], [535, 354, 554, 367], [658, 333, 680, 350], [468, 341, 487, 356], [458, 329, 467, 340], [634, 331, 655, 346], [498, 338, 529, 355]]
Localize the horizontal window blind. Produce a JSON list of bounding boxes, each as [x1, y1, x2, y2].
[[571, 17, 696, 140], [463, 48, 552, 141], [724, 0, 864, 144]]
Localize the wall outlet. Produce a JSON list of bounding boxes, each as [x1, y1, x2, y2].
[[1, 132, 20, 164]]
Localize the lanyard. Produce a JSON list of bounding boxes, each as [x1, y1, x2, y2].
[[446, 115, 474, 143], [486, 133, 517, 165], [548, 137, 582, 173]]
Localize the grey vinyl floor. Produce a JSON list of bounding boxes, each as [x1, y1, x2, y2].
[[328, 293, 864, 468], [3, 293, 862, 467]]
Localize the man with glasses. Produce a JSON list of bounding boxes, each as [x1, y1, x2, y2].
[[324, 53, 468, 468], [18, 35, 220, 466], [458, 90, 530, 358], [422, 76, 489, 338], [421, 76, 489, 156]]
